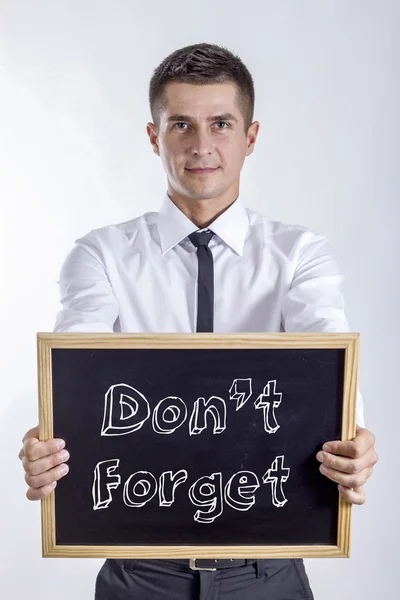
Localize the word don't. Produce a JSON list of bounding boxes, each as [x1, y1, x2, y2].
[[101, 379, 283, 437]]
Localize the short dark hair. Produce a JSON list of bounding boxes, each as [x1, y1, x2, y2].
[[149, 43, 255, 134]]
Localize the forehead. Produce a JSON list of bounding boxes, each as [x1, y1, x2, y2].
[[162, 81, 240, 120]]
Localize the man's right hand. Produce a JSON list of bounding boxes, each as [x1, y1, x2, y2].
[[18, 426, 70, 500]]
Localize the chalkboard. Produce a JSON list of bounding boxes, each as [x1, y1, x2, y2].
[[37, 332, 359, 559]]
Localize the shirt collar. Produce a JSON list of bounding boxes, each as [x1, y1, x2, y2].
[[157, 191, 249, 256]]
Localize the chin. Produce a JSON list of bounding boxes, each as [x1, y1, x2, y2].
[[190, 190, 222, 201]]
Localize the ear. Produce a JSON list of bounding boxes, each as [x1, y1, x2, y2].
[[246, 121, 260, 156], [147, 123, 160, 156]]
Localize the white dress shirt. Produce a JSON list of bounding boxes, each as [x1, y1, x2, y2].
[[54, 191, 365, 426]]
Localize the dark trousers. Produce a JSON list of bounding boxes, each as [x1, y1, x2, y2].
[[95, 558, 314, 599]]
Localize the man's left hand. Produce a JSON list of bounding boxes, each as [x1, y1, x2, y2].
[[316, 426, 378, 505]]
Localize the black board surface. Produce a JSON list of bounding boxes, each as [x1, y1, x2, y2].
[[51, 347, 344, 547]]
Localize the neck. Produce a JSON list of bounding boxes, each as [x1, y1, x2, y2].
[[167, 189, 239, 229]]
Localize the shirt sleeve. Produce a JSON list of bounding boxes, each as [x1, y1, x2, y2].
[[53, 233, 119, 333], [281, 230, 365, 428]]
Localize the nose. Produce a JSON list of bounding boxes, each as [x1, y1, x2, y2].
[[191, 129, 213, 156]]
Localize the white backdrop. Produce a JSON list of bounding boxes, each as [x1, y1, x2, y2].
[[0, 1, 398, 598]]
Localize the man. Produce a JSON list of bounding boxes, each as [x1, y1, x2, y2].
[[19, 43, 378, 599]]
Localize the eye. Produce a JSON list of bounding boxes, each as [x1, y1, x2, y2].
[[173, 121, 229, 130]]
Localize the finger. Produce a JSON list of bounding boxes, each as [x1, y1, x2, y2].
[[322, 440, 358, 458], [319, 464, 373, 489], [338, 485, 366, 505], [22, 426, 39, 444], [323, 428, 375, 459], [19, 426, 40, 460], [26, 481, 58, 501], [316, 447, 378, 475], [22, 448, 70, 476], [23, 436, 65, 462], [24, 461, 69, 490]]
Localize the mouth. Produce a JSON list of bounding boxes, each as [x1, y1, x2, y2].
[[186, 167, 219, 174]]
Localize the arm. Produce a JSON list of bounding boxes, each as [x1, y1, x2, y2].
[[281, 230, 365, 427], [281, 230, 378, 503], [53, 233, 119, 332], [20, 232, 119, 500]]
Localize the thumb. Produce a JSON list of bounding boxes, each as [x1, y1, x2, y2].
[[22, 425, 39, 444]]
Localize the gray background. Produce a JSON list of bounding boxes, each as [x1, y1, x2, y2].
[[0, 1, 398, 598]]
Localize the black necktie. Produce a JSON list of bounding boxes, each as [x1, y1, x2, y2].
[[188, 229, 215, 332]]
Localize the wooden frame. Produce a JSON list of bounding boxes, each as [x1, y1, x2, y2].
[[37, 331, 359, 559]]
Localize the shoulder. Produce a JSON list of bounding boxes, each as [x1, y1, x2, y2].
[[245, 206, 333, 257], [72, 210, 158, 257]]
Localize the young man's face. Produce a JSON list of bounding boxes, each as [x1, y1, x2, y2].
[[147, 82, 259, 204]]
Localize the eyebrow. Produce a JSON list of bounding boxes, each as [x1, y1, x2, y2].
[[167, 112, 238, 124]]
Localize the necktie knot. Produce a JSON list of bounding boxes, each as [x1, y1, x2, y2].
[[188, 230, 214, 248]]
